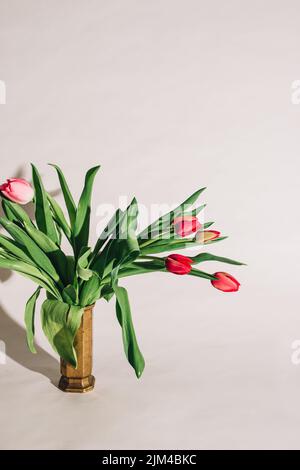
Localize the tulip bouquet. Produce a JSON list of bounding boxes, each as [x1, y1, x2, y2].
[[0, 165, 243, 380]]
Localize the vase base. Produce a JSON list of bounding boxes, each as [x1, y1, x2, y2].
[[58, 374, 95, 393]]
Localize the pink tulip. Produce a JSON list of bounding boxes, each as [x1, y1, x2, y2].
[[165, 254, 193, 275], [173, 215, 201, 237], [211, 272, 240, 292], [196, 230, 220, 243], [0, 178, 34, 205]]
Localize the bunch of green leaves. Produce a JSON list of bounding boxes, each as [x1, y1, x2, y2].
[[0, 164, 243, 377]]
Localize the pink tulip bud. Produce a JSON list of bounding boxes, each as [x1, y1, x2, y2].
[[165, 254, 193, 275], [0, 178, 34, 205], [173, 215, 201, 237], [211, 272, 240, 292], [196, 230, 220, 243]]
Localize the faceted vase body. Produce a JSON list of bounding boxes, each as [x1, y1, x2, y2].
[[58, 304, 95, 393]]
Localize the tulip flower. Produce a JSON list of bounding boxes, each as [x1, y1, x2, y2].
[[0, 178, 34, 205], [173, 215, 201, 237], [211, 272, 240, 292], [196, 230, 220, 243], [165, 254, 193, 275]]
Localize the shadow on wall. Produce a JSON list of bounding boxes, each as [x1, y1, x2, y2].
[[0, 163, 61, 387], [0, 302, 59, 386]]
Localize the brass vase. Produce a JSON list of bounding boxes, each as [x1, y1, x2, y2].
[[58, 304, 95, 393]]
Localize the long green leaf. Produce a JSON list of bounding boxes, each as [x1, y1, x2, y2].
[[0, 217, 61, 284], [188, 268, 217, 280], [41, 299, 84, 367], [47, 193, 72, 241], [24, 287, 41, 353], [24, 221, 69, 285], [189, 252, 245, 266], [31, 164, 59, 243], [1, 198, 33, 226], [91, 208, 123, 261], [49, 164, 77, 227], [74, 166, 100, 256], [0, 256, 61, 298], [0, 234, 33, 264], [113, 285, 145, 378]]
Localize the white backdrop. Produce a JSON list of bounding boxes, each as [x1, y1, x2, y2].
[[1, 0, 300, 449]]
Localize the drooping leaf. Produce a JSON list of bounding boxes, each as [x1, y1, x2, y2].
[[0, 217, 61, 284], [113, 285, 145, 378], [23, 221, 69, 285], [31, 164, 59, 243], [49, 164, 76, 227], [24, 287, 41, 353], [41, 299, 84, 367], [0, 234, 33, 264], [0, 255, 61, 298], [1, 198, 33, 226], [73, 166, 100, 256]]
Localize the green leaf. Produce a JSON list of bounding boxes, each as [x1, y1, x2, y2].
[[91, 199, 140, 281], [140, 238, 200, 255], [0, 217, 61, 284], [62, 285, 77, 305], [138, 187, 206, 240], [24, 221, 69, 284], [91, 208, 123, 261], [49, 164, 77, 227], [76, 247, 93, 281], [113, 285, 145, 378], [66, 255, 75, 285], [41, 299, 84, 367], [74, 166, 100, 256], [1, 198, 33, 226], [31, 164, 59, 244], [203, 221, 214, 229], [1, 198, 16, 222], [188, 268, 217, 280], [24, 287, 41, 353], [118, 260, 166, 278], [0, 234, 33, 264], [114, 198, 140, 265], [79, 272, 101, 306], [0, 255, 61, 298], [185, 203, 206, 217], [189, 252, 245, 266], [47, 193, 72, 241]]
